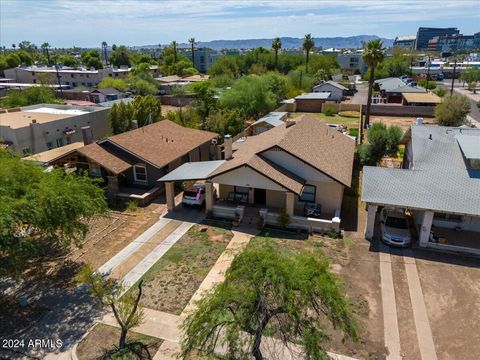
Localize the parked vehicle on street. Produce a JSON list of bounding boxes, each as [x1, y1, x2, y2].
[[380, 208, 412, 247]]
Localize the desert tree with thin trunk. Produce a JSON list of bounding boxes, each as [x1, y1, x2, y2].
[[189, 37, 196, 69], [362, 39, 385, 128], [77, 266, 144, 349], [272, 37, 282, 70], [41, 42, 51, 65], [171, 41, 178, 63], [180, 241, 358, 360], [102, 41, 108, 66], [302, 34, 315, 73]]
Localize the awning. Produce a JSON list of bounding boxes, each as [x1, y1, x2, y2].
[[158, 160, 225, 182]]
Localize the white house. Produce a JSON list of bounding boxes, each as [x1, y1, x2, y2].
[[160, 115, 356, 233], [362, 125, 480, 255], [313, 81, 348, 101]]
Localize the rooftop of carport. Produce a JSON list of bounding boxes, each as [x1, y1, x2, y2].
[[158, 160, 225, 182]]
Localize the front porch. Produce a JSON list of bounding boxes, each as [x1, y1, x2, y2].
[[116, 185, 163, 206], [425, 226, 480, 256]]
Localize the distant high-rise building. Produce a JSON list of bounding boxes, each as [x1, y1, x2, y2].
[[393, 35, 416, 49], [415, 27, 460, 51]]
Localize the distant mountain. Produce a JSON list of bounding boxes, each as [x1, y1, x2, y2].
[[140, 35, 393, 50]]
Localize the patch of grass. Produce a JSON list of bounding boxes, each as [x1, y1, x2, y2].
[[348, 127, 359, 137], [342, 237, 353, 246], [338, 111, 361, 118], [125, 200, 138, 212], [291, 112, 359, 126]]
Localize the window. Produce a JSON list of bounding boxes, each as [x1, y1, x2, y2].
[[434, 212, 463, 222], [299, 185, 316, 203], [89, 163, 102, 177], [46, 142, 53, 150], [56, 138, 64, 147], [134, 165, 147, 183]]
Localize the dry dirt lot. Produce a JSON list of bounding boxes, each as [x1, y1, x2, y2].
[[129, 221, 233, 315], [370, 115, 435, 131]]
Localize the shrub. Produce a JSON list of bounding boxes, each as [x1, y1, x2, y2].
[[359, 122, 403, 164], [324, 108, 335, 116], [126, 200, 138, 212], [338, 111, 360, 118], [433, 88, 446, 97], [435, 95, 470, 126], [276, 211, 291, 228], [418, 79, 436, 90], [325, 229, 339, 239], [348, 128, 359, 137]]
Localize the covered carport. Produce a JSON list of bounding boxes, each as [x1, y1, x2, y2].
[[158, 160, 225, 212]]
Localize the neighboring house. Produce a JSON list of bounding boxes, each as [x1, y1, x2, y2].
[[375, 77, 426, 103], [160, 115, 355, 233], [54, 120, 217, 205], [362, 125, 480, 255], [0, 104, 110, 155], [313, 81, 348, 101], [89, 88, 124, 103], [247, 112, 288, 135], [294, 92, 331, 112], [401, 93, 441, 106], [22, 141, 84, 166], [336, 53, 367, 75]]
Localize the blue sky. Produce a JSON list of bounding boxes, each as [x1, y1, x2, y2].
[[1, 0, 479, 48]]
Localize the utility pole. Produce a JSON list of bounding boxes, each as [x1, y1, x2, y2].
[[55, 64, 63, 96], [450, 57, 457, 96]]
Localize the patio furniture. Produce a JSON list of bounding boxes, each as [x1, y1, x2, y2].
[[304, 203, 322, 218]]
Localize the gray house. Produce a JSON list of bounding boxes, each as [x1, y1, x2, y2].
[[313, 81, 348, 101], [362, 125, 480, 255]]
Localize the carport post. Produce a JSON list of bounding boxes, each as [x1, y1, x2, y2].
[[419, 210, 434, 247], [365, 204, 378, 239], [205, 181, 213, 213], [165, 181, 175, 211]]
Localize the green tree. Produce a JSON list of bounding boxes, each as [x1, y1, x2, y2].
[[5, 53, 21, 68], [271, 37, 282, 70], [189, 37, 196, 69], [417, 79, 436, 90], [359, 122, 403, 165], [363, 39, 385, 128], [102, 41, 108, 66], [180, 240, 358, 360], [58, 55, 79, 67], [302, 34, 315, 73], [109, 45, 131, 67], [0, 151, 107, 274], [41, 42, 51, 65], [460, 67, 480, 86], [109, 96, 161, 134], [81, 50, 103, 69], [204, 108, 245, 138], [77, 265, 144, 349], [434, 95, 471, 126], [208, 56, 240, 78], [17, 51, 34, 65], [219, 75, 277, 118], [171, 41, 178, 63], [262, 71, 290, 102], [1, 86, 61, 108], [98, 77, 128, 91], [191, 81, 217, 123]]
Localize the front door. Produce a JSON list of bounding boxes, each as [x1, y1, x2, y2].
[[254, 188, 266, 206]]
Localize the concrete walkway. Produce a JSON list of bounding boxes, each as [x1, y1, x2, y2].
[[379, 243, 402, 360], [403, 250, 438, 360]]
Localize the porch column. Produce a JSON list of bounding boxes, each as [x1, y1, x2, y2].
[[285, 192, 295, 217], [365, 204, 378, 240], [107, 175, 119, 203], [205, 181, 213, 213], [419, 210, 434, 247], [248, 187, 255, 204], [165, 181, 175, 211]]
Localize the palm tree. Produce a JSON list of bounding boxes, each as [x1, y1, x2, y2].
[[171, 41, 178, 63], [272, 37, 282, 70], [188, 38, 196, 69], [102, 41, 108, 66], [362, 39, 385, 129], [302, 34, 314, 73], [12, 44, 16, 50], [41, 42, 51, 65]]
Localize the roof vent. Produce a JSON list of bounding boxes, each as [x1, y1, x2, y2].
[[429, 134, 432, 140]]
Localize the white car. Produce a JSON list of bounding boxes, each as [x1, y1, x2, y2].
[[182, 182, 206, 207], [380, 209, 412, 247]]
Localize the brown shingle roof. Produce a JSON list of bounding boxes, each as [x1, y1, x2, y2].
[[77, 143, 133, 174], [103, 120, 217, 168], [211, 115, 355, 189]]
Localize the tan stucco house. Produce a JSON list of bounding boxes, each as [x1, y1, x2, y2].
[[160, 115, 355, 232]]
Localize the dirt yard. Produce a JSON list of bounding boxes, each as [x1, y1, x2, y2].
[[129, 221, 233, 315], [251, 223, 386, 360], [76, 323, 162, 360], [370, 115, 435, 131], [161, 104, 182, 116]]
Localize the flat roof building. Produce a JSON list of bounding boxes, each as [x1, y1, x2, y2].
[[415, 27, 460, 51], [0, 104, 110, 155]]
